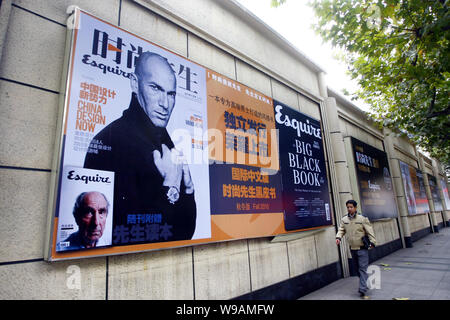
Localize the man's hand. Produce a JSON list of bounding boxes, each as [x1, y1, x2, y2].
[[182, 161, 194, 194], [336, 238, 341, 246], [153, 144, 182, 189]]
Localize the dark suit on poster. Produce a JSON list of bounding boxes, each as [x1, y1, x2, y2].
[[84, 52, 197, 245]]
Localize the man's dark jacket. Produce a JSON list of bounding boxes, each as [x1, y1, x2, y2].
[[84, 93, 196, 245]]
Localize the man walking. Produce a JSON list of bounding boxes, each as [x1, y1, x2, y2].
[[336, 200, 376, 299]]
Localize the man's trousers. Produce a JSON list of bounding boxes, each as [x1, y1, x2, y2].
[[350, 249, 369, 294]]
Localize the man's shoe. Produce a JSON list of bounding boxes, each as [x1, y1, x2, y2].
[[359, 291, 370, 299]]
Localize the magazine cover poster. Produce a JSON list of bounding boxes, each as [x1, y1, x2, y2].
[[415, 170, 430, 214], [56, 166, 114, 252], [274, 100, 332, 231], [399, 161, 417, 214], [399, 161, 430, 215], [440, 178, 450, 210], [206, 69, 283, 215], [428, 175, 443, 212], [351, 137, 398, 220], [56, 9, 211, 253], [206, 69, 285, 239]]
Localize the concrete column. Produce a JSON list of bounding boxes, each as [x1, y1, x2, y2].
[[383, 130, 411, 247], [318, 72, 352, 277], [432, 159, 450, 227], [343, 136, 360, 204]]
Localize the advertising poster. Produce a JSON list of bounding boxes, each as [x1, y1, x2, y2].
[[274, 100, 332, 230], [49, 9, 211, 260], [351, 138, 398, 220], [206, 69, 285, 239], [440, 178, 450, 210], [415, 170, 430, 214], [399, 161, 430, 215], [428, 175, 443, 212]]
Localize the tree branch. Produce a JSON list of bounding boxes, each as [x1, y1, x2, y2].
[[426, 105, 450, 119]]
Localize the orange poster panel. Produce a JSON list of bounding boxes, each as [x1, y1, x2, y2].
[[205, 69, 285, 239], [206, 69, 279, 170]]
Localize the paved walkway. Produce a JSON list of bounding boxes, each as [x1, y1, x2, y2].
[[300, 226, 450, 300]]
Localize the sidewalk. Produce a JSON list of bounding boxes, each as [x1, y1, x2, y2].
[[300, 226, 450, 300]]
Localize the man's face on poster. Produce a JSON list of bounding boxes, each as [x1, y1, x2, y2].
[[76, 192, 108, 244], [133, 54, 177, 128]]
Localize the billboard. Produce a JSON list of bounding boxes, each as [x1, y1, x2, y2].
[[205, 68, 286, 240], [351, 138, 398, 220], [46, 9, 333, 260], [440, 178, 450, 210], [274, 101, 332, 230], [47, 8, 211, 260], [399, 161, 430, 215], [428, 175, 443, 212]]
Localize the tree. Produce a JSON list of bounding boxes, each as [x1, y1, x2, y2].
[[273, 0, 450, 171]]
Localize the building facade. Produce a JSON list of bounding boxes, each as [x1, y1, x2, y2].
[[0, 0, 448, 299]]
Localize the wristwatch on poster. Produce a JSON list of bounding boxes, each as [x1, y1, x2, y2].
[[164, 186, 180, 204]]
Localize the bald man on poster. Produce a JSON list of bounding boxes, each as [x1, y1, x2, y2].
[[57, 191, 110, 251], [84, 52, 197, 245]]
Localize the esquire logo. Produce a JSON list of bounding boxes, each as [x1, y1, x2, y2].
[[275, 104, 322, 139], [67, 169, 112, 185]]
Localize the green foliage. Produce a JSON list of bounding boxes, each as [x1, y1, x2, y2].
[[271, 0, 287, 8], [308, 0, 449, 170]]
